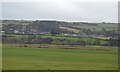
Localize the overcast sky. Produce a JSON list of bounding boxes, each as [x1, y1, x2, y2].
[[2, 2, 118, 23]]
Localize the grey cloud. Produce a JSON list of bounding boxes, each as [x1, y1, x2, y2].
[[2, 2, 118, 22]]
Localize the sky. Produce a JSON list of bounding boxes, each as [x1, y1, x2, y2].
[[1, 1, 118, 23]]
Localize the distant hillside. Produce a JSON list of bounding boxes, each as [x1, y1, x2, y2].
[[28, 20, 70, 34], [1, 20, 118, 38]]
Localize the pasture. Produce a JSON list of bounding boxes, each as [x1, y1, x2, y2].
[[2, 44, 118, 70]]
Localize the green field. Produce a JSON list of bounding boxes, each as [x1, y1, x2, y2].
[[74, 23, 118, 31], [2, 44, 118, 70]]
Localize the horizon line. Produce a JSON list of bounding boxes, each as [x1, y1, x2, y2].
[[0, 19, 118, 23]]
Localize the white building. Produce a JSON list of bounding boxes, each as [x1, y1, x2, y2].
[[1, 31, 5, 33], [15, 30, 19, 33]]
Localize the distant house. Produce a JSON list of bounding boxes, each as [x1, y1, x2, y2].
[[39, 32, 51, 35], [63, 33, 69, 36], [14, 30, 19, 34], [1, 31, 5, 33], [10, 29, 13, 31], [62, 33, 78, 37], [72, 34, 77, 36]]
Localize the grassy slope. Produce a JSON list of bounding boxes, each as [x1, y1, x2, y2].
[[73, 23, 118, 32], [2, 44, 118, 70], [59, 27, 80, 33]]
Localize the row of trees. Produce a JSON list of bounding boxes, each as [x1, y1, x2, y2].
[[2, 35, 119, 46]]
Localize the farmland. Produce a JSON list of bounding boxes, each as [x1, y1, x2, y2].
[[2, 44, 118, 70], [1, 20, 119, 70]]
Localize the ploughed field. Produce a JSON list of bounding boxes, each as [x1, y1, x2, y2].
[[2, 44, 118, 70]]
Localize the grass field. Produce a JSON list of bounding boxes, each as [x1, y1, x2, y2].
[[74, 23, 118, 31], [2, 44, 118, 70], [60, 26, 80, 33]]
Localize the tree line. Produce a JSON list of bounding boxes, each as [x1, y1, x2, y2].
[[2, 35, 119, 46]]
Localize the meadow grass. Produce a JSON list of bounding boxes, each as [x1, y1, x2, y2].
[[59, 26, 80, 33], [75, 23, 118, 31], [2, 44, 118, 70]]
